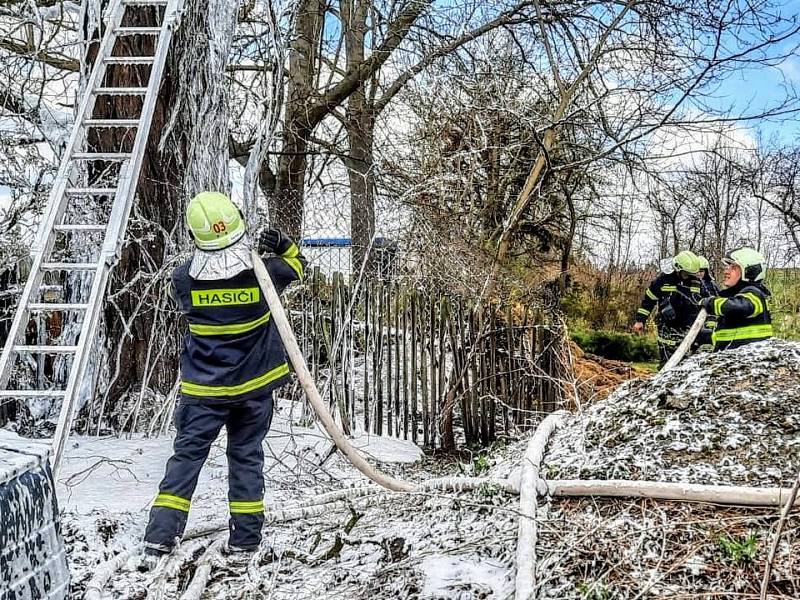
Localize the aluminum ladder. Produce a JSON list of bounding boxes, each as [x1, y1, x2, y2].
[[0, 0, 182, 472]]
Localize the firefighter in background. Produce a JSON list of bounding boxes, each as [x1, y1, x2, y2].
[[698, 247, 773, 351], [141, 191, 306, 567], [697, 255, 720, 296], [632, 251, 708, 366]]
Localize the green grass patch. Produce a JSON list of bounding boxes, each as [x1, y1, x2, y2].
[[766, 269, 800, 340]]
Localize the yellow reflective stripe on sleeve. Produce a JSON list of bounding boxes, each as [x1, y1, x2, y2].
[[189, 312, 270, 336], [283, 257, 304, 279], [661, 285, 677, 292], [181, 362, 290, 397], [690, 286, 701, 293], [230, 500, 265, 514], [637, 308, 650, 316], [281, 243, 304, 279], [657, 337, 679, 347], [645, 288, 658, 301], [712, 324, 773, 344], [740, 292, 764, 318], [153, 493, 191, 512], [713, 297, 726, 316]]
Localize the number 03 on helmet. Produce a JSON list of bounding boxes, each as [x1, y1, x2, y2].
[[186, 191, 246, 251]]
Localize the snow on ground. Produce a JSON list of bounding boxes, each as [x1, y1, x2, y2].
[[59, 397, 521, 599], [58, 339, 800, 598]]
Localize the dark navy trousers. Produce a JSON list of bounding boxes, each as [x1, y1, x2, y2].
[[144, 394, 273, 550]]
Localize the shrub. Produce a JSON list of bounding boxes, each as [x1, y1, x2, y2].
[[571, 329, 659, 362]]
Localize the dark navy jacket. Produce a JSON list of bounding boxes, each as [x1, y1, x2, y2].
[[701, 281, 773, 351], [634, 271, 707, 329], [172, 242, 306, 404]]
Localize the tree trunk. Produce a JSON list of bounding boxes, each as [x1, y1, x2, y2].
[[343, 0, 376, 279], [270, 0, 325, 238], [82, 0, 237, 430]]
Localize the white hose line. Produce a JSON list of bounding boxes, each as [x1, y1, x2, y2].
[[253, 250, 414, 492], [549, 479, 800, 506], [661, 308, 707, 372], [515, 412, 567, 600]]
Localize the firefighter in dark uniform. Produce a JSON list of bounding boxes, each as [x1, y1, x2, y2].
[[697, 255, 720, 296], [632, 250, 708, 366], [698, 247, 773, 351], [142, 191, 306, 564]]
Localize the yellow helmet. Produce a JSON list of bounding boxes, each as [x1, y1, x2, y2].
[[186, 192, 246, 251], [673, 250, 701, 275]]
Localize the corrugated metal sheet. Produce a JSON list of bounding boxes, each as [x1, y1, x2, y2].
[[0, 431, 70, 600]]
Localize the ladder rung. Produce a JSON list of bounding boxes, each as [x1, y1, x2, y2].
[[54, 224, 108, 232], [28, 303, 90, 311], [41, 262, 99, 271], [72, 152, 131, 161], [93, 87, 148, 95], [64, 188, 117, 196], [115, 27, 161, 35], [0, 390, 66, 398], [84, 119, 140, 128], [105, 56, 155, 65], [14, 346, 78, 354]]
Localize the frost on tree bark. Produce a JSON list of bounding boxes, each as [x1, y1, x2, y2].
[[342, 0, 376, 278], [269, 0, 324, 239], [79, 0, 237, 429]]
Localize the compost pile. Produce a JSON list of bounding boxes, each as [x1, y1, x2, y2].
[[547, 339, 800, 487], [535, 338, 800, 598]]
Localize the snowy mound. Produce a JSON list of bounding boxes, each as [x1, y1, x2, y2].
[[544, 339, 800, 487]]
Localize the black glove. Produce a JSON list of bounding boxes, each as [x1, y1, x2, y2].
[[660, 302, 676, 322], [701, 296, 715, 312], [258, 228, 285, 254]]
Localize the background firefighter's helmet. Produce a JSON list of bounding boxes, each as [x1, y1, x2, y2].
[[186, 192, 246, 251], [672, 250, 701, 275], [724, 247, 766, 282], [697, 255, 710, 271]]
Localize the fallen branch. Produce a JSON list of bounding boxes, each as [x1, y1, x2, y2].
[[179, 538, 225, 600], [516, 412, 566, 600], [83, 544, 142, 600]]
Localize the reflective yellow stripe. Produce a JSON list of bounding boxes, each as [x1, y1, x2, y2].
[[713, 297, 726, 316], [230, 500, 264, 514], [657, 337, 679, 346], [637, 308, 650, 316], [153, 493, 190, 512], [690, 286, 701, 293], [189, 312, 270, 336], [712, 324, 773, 344], [661, 285, 677, 292], [706, 320, 718, 329], [282, 243, 304, 279], [645, 289, 658, 301], [191, 287, 260, 307], [740, 292, 764, 318], [181, 362, 290, 397]]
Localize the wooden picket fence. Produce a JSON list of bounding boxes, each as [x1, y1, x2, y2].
[[288, 269, 566, 451]]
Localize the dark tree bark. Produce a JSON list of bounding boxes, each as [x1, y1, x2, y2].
[[82, 0, 235, 429]]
